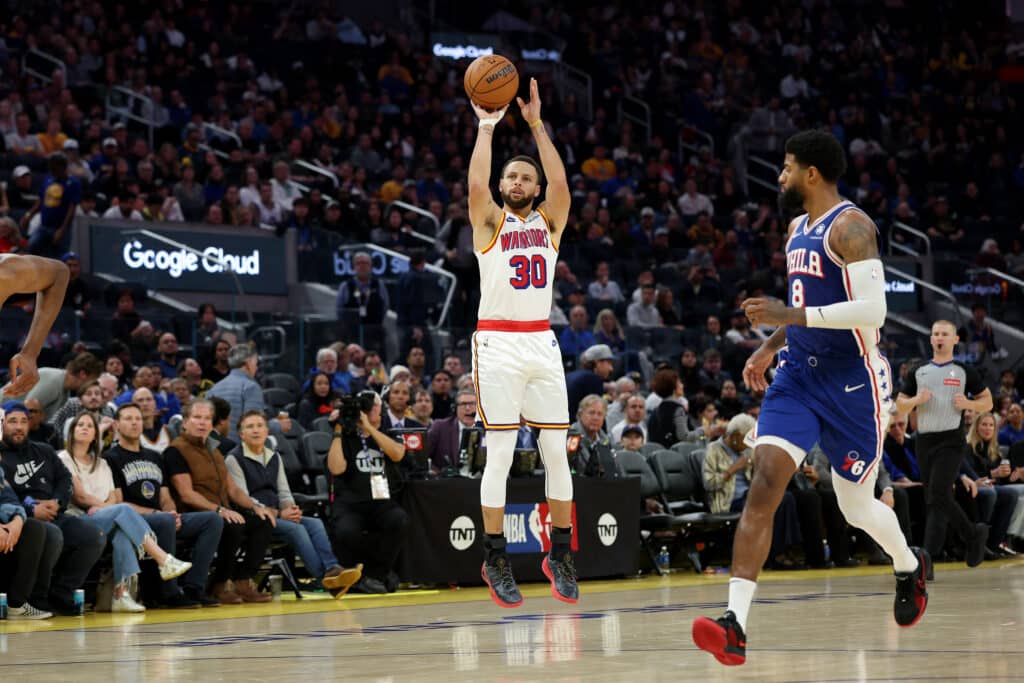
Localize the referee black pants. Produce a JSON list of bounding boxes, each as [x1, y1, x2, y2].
[[918, 430, 976, 557]]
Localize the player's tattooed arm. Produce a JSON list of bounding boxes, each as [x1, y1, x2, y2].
[[829, 211, 880, 264]]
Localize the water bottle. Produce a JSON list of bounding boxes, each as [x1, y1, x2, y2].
[[657, 546, 671, 574], [823, 540, 831, 564]]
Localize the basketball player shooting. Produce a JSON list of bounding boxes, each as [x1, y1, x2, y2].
[[0, 254, 69, 396], [467, 77, 577, 607], [691, 131, 928, 665]]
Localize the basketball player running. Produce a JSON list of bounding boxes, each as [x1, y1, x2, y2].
[[0, 254, 69, 396], [692, 131, 928, 665], [468, 77, 577, 607]]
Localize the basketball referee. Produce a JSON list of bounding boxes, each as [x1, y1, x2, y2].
[[896, 320, 992, 569]]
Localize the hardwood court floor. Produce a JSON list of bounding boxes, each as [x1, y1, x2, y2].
[[2, 558, 1024, 682]]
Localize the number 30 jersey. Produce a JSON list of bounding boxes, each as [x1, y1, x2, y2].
[[475, 208, 557, 323]]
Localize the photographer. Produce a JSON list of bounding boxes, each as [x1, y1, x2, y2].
[[325, 391, 410, 594]]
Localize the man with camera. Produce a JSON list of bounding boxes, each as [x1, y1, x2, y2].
[[325, 391, 410, 594]]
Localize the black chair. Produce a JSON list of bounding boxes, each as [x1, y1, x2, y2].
[[300, 431, 332, 476], [263, 388, 295, 415], [670, 441, 701, 457], [166, 414, 183, 440], [265, 372, 302, 396], [311, 416, 332, 434], [615, 450, 684, 575], [650, 448, 741, 572]]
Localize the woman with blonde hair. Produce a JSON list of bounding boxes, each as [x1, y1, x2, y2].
[[965, 412, 1020, 555], [58, 412, 191, 611]]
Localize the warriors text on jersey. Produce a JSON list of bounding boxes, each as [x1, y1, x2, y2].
[[475, 208, 556, 324], [785, 199, 881, 359]]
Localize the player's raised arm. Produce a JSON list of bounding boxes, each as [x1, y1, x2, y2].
[[468, 103, 507, 252], [517, 78, 570, 243], [0, 254, 70, 395]]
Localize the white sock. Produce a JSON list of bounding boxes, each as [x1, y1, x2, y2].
[[727, 577, 757, 631], [833, 475, 919, 573]]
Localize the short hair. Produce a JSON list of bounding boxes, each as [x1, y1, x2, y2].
[[67, 352, 104, 379], [501, 155, 544, 185], [577, 394, 607, 419], [703, 348, 722, 362], [227, 344, 256, 369], [237, 409, 267, 431], [76, 379, 100, 397], [316, 347, 338, 364], [116, 402, 143, 419], [651, 368, 680, 398], [784, 130, 847, 184], [432, 369, 453, 382], [455, 388, 476, 403], [932, 319, 957, 333], [182, 398, 214, 419], [210, 396, 231, 424], [726, 413, 756, 437]]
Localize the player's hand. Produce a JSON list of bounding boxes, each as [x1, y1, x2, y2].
[[743, 345, 774, 393], [741, 297, 799, 328], [880, 489, 895, 509], [952, 393, 969, 410], [471, 102, 508, 128], [3, 352, 39, 396], [516, 77, 542, 126], [916, 389, 933, 406]]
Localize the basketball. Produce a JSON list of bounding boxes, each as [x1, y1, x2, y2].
[[464, 54, 519, 111]]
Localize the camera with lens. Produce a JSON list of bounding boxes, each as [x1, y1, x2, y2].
[[336, 390, 378, 432]]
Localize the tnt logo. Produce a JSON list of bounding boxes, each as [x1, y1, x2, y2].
[[504, 503, 579, 554], [402, 433, 423, 450], [597, 512, 618, 546], [449, 515, 476, 551]]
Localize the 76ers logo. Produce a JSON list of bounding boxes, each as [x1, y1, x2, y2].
[[840, 450, 866, 476]]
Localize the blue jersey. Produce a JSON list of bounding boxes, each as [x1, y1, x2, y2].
[[39, 174, 82, 230], [785, 200, 880, 359]]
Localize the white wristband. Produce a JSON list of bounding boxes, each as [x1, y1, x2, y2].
[[478, 117, 501, 129]]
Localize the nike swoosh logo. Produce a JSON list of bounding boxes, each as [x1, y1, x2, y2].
[[844, 384, 865, 393]]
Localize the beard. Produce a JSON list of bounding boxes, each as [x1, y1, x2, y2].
[[500, 189, 534, 211], [778, 184, 806, 215]]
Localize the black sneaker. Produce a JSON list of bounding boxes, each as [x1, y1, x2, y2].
[[966, 523, 989, 568], [350, 576, 388, 594], [162, 591, 201, 609], [542, 551, 579, 604], [692, 610, 747, 666], [481, 555, 523, 608], [894, 546, 929, 627], [183, 586, 220, 607]]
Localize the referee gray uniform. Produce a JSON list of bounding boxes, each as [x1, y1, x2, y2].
[[900, 360, 986, 559]]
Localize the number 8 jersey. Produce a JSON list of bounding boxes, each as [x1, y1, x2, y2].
[[475, 209, 557, 323], [785, 199, 881, 359]]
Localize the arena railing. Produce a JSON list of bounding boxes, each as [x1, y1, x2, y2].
[[552, 61, 593, 122], [888, 221, 932, 257], [198, 122, 242, 161], [21, 48, 66, 86], [384, 201, 440, 246], [746, 154, 780, 195], [105, 86, 157, 149], [618, 96, 652, 146], [292, 160, 339, 189]]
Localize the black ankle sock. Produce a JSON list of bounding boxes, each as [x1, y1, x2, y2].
[[485, 534, 506, 562], [551, 526, 572, 556]]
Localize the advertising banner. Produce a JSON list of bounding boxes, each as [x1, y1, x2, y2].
[[88, 221, 289, 295]]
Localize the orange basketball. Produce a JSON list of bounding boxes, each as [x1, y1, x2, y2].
[[464, 54, 519, 111]]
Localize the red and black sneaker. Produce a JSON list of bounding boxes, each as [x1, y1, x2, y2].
[[894, 546, 929, 627], [692, 610, 747, 666]]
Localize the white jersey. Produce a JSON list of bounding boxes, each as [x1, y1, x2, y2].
[[475, 208, 556, 323]]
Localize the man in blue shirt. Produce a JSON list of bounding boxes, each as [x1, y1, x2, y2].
[[23, 153, 81, 258], [998, 403, 1024, 448]]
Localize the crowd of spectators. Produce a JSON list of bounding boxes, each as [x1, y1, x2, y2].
[[2, 1, 1024, 616]]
